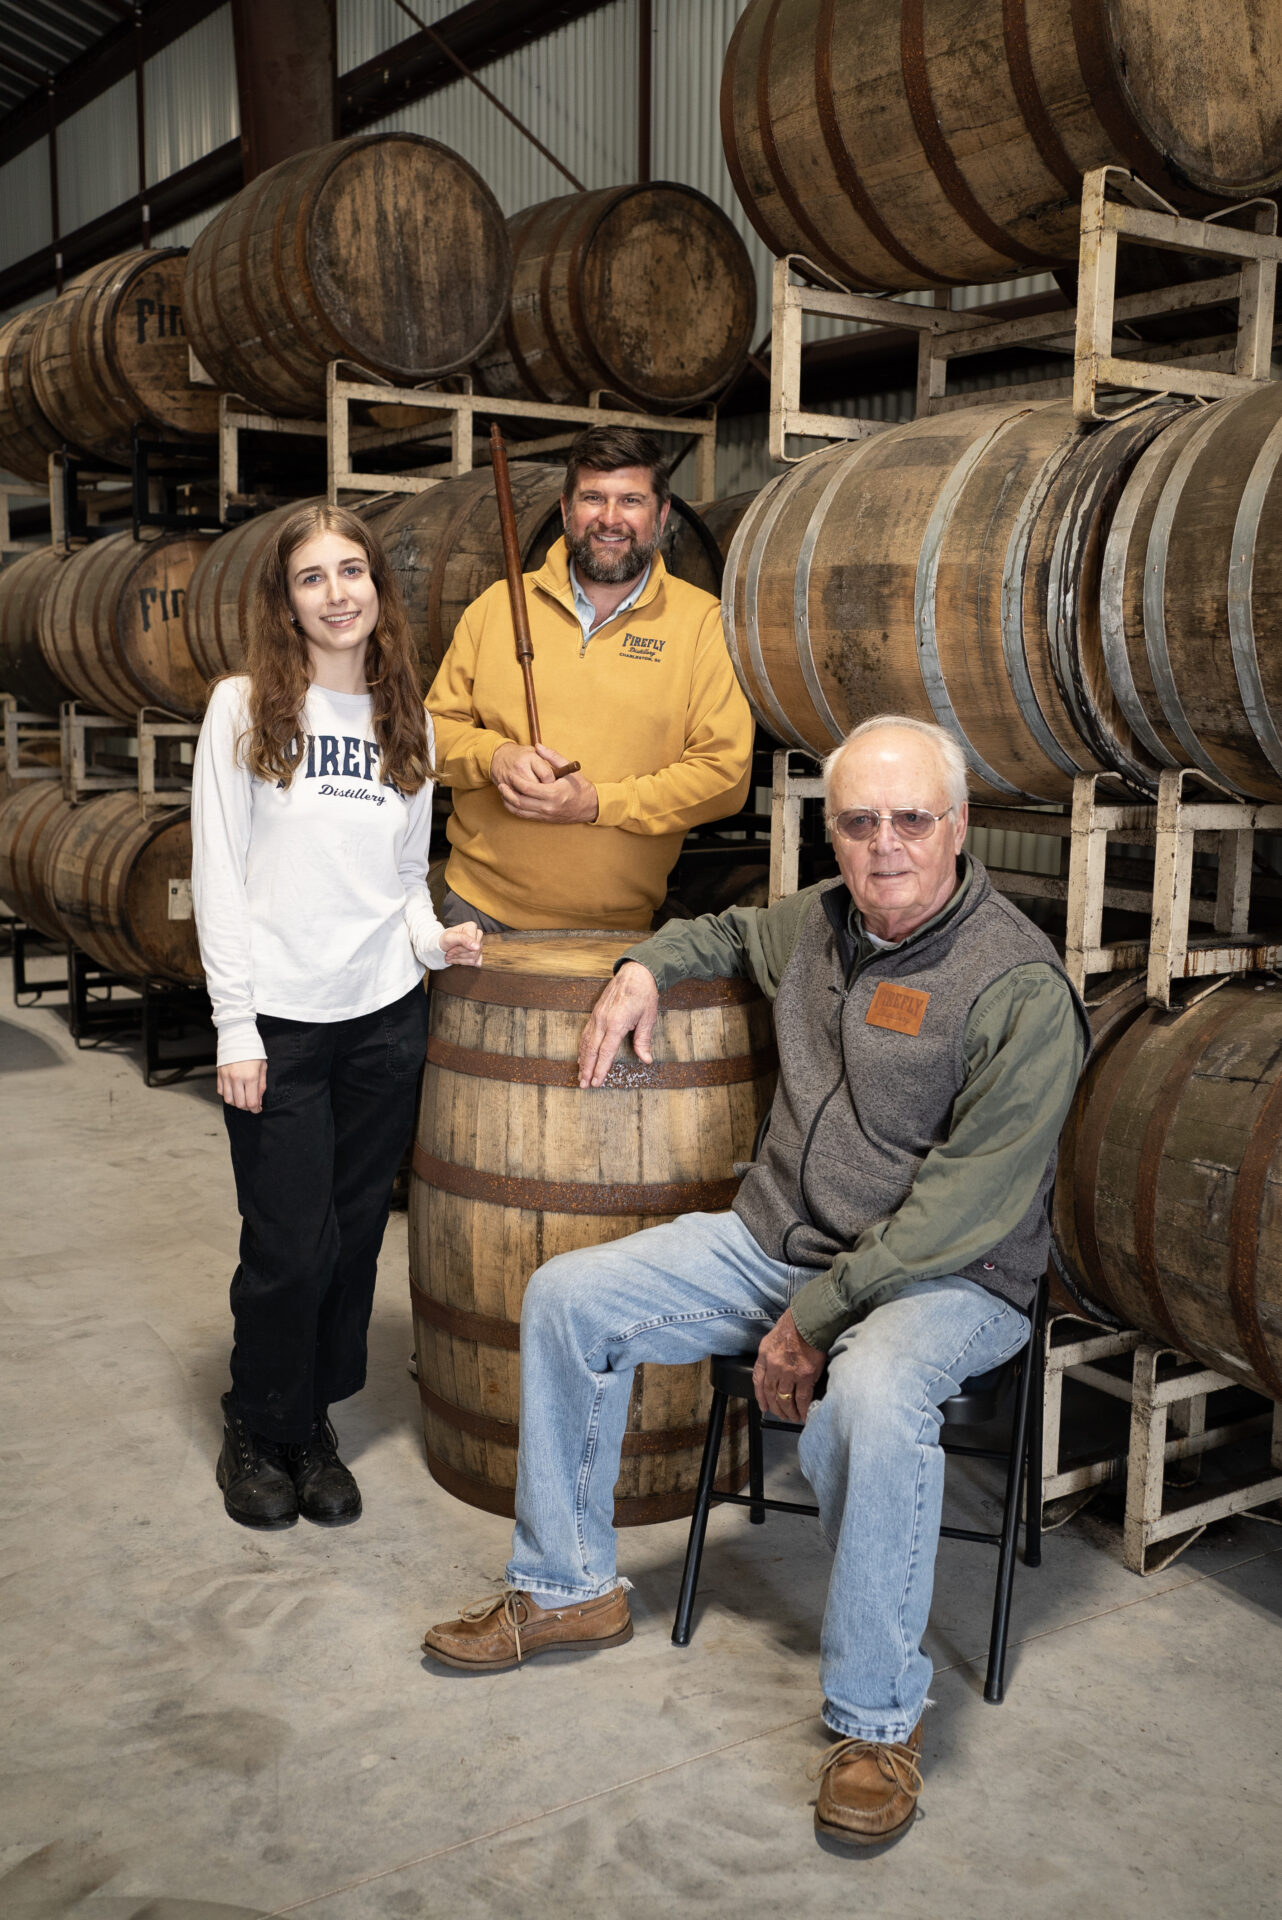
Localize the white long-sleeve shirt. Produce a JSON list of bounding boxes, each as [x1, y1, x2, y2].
[[192, 676, 448, 1065]]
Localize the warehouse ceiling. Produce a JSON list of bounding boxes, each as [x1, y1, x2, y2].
[[0, 0, 134, 118]]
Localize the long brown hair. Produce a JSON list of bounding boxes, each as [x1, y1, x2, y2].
[[240, 502, 433, 793]]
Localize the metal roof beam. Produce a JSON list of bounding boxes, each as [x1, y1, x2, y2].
[[0, 0, 225, 168], [339, 0, 617, 134]]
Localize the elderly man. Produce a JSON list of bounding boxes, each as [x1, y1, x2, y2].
[[423, 715, 1088, 1849], [426, 424, 753, 932]]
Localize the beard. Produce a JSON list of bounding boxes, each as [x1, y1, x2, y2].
[[564, 522, 660, 585]]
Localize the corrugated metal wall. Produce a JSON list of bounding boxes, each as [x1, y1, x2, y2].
[[338, 0, 457, 72], [0, 139, 52, 275], [364, 4, 638, 206], [56, 76, 139, 236], [145, 5, 239, 186]]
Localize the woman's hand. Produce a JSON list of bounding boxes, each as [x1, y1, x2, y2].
[[441, 921, 483, 968], [217, 1060, 268, 1113]]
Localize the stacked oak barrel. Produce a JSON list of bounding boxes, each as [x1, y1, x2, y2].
[[716, 0, 1282, 1393]]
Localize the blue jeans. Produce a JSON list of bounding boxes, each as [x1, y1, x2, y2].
[[506, 1210, 1031, 1742]]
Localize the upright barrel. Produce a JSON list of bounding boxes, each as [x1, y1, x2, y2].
[[183, 133, 511, 416], [47, 793, 201, 984], [0, 305, 61, 486], [31, 250, 218, 465], [722, 0, 1282, 292], [723, 398, 1173, 801], [408, 932, 775, 1523], [1100, 380, 1282, 801], [40, 530, 213, 721], [475, 184, 755, 410], [1055, 983, 1282, 1401], [0, 547, 71, 713], [0, 784, 73, 941], [371, 469, 722, 676]]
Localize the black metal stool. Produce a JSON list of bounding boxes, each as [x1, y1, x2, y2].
[[671, 1271, 1047, 1705]]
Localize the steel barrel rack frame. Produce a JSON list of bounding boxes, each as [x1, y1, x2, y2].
[[212, 359, 719, 522]]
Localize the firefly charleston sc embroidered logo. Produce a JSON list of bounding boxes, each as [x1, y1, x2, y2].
[[619, 632, 666, 662]]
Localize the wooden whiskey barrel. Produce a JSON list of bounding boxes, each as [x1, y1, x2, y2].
[[722, 0, 1282, 293], [47, 793, 201, 984], [692, 491, 759, 565], [182, 133, 511, 418], [408, 931, 775, 1523], [183, 501, 312, 683], [31, 250, 218, 466], [475, 183, 755, 409], [722, 398, 1173, 801], [0, 783, 73, 941], [1100, 380, 1282, 801], [1054, 982, 1282, 1400], [0, 547, 71, 713], [39, 530, 213, 722], [0, 304, 61, 486], [370, 470, 723, 677]]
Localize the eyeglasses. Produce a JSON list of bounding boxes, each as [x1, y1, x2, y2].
[[828, 806, 953, 844]]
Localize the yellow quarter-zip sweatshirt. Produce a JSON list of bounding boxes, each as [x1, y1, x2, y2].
[[426, 538, 754, 930]]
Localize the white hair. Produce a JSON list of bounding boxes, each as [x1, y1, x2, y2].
[[822, 715, 968, 814]]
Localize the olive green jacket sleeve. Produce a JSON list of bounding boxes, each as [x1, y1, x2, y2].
[[787, 965, 1085, 1349], [621, 883, 825, 1001]]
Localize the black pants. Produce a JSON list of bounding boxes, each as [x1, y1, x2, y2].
[[222, 983, 429, 1444]]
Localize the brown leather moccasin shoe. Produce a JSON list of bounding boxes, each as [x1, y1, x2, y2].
[[422, 1585, 633, 1673], [809, 1721, 923, 1849]]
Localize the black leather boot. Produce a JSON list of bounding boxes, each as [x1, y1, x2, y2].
[[287, 1413, 362, 1524], [215, 1393, 298, 1529]]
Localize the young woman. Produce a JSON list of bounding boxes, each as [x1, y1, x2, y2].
[[192, 503, 481, 1530]]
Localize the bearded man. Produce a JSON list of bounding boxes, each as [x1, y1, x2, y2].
[[426, 426, 754, 932]]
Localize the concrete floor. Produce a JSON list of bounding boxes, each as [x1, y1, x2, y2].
[[3, 959, 1281, 1920]]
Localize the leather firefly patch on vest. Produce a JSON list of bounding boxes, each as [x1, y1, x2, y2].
[[865, 982, 931, 1036]]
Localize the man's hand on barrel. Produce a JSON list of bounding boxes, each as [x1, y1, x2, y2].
[[753, 1309, 825, 1421], [491, 742, 598, 823], [578, 961, 659, 1088]]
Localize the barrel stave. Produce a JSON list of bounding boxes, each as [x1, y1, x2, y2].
[[0, 548, 71, 713], [0, 784, 73, 941], [49, 794, 200, 983], [1156, 383, 1282, 799], [1059, 987, 1282, 1399], [0, 305, 62, 486]]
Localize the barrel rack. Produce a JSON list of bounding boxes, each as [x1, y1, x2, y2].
[[769, 166, 1282, 462], [213, 358, 720, 521], [2, 696, 213, 1084], [1039, 1318, 1282, 1575], [0, 480, 48, 556], [59, 702, 198, 809], [2, 693, 59, 783]]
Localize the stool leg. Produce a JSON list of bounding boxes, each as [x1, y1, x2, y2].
[[672, 1388, 729, 1647], [1025, 1287, 1045, 1571], [984, 1326, 1037, 1705], [748, 1398, 766, 1524]]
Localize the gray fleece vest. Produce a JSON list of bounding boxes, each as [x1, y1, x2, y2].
[[733, 863, 1087, 1312]]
